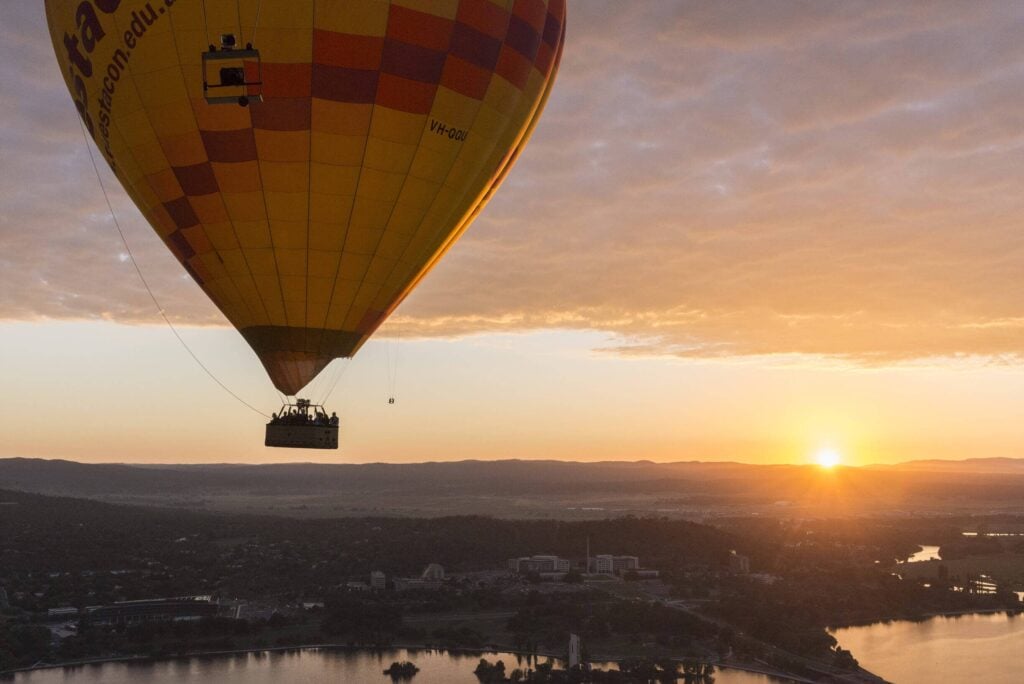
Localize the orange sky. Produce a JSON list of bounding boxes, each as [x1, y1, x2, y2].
[[4, 2, 1024, 464]]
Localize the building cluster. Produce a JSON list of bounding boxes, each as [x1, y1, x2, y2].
[[507, 553, 658, 579], [367, 563, 446, 592], [45, 595, 220, 625], [507, 555, 571, 573], [590, 554, 639, 574]]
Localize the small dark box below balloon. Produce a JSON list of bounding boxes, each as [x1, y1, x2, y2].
[[202, 40, 263, 107]]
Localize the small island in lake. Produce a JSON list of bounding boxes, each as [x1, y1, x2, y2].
[[384, 660, 420, 679]]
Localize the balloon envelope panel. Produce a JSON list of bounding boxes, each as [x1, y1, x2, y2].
[[45, 0, 565, 394]]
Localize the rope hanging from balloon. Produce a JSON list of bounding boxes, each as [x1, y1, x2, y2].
[[200, 0, 210, 48], [200, 0, 257, 48], [317, 358, 352, 406], [385, 335, 399, 405], [77, 119, 271, 419], [250, 0, 264, 46]]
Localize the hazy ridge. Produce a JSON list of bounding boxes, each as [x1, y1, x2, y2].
[[2, 457, 1024, 519]]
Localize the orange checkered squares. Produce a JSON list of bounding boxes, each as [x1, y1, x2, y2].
[[46, 0, 565, 395]]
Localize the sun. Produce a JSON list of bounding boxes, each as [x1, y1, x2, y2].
[[814, 448, 842, 469]]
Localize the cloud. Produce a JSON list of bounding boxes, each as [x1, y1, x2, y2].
[[0, 3, 228, 326], [5, 2, 1024, 363]]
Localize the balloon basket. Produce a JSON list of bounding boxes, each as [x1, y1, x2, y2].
[[265, 398, 339, 450]]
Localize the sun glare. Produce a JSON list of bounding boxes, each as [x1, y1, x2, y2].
[[815, 448, 841, 469]]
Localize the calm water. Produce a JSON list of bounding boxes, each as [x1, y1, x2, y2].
[[904, 545, 940, 563], [8, 649, 786, 684], [832, 612, 1024, 684]]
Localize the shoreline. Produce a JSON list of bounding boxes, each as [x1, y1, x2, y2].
[[4, 643, 551, 678], [1, 642, 800, 681], [828, 605, 1023, 630], [8, 606, 1020, 680]]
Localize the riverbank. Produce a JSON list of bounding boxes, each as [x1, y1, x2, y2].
[[0, 642, 589, 677], [831, 611, 1024, 684], [3, 643, 497, 677], [2, 641, 809, 682], [718, 659, 816, 683], [827, 605, 1023, 630]]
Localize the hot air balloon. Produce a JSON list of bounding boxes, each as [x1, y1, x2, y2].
[[45, 0, 565, 447]]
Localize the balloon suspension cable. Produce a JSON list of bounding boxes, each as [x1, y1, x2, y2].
[[78, 120, 271, 419], [234, 0, 243, 45], [308, 359, 333, 404], [251, 0, 264, 46], [319, 358, 351, 406], [200, 0, 210, 47], [386, 336, 399, 404]]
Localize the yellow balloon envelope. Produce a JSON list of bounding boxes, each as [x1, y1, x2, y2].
[[46, 0, 565, 395]]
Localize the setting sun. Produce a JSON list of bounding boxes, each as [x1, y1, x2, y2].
[[815, 448, 842, 469]]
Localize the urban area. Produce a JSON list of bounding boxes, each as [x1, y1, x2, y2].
[[4, 486, 1023, 682]]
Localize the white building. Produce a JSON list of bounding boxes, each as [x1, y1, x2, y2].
[[508, 555, 571, 573], [590, 555, 639, 575], [729, 551, 750, 574], [370, 570, 386, 590]]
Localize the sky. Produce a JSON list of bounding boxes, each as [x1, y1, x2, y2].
[[4, 1, 1024, 465]]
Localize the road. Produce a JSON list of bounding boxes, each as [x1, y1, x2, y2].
[[402, 610, 517, 624]]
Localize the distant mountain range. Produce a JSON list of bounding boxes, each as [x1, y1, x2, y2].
[[1, 456, 1023, 518], [866, 457, 1024, 473]]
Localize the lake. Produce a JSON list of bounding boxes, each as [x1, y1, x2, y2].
[[832, 612, 1024, 684], [903, 545, 940, 563], [7, 648, 787, 684]]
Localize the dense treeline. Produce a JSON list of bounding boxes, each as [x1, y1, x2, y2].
[[0, 620, 50, 671], [473, 657, 719, 683], [3, 488, 1022, 677], [0, 488, 734, 611], [504, 591, 728, 658], [0, 489, 737, 606]]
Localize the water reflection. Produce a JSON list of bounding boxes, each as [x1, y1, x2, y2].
[[9, 648, 786, 684], [832, 612, 1024, 684], [903, 545, 940, 563]]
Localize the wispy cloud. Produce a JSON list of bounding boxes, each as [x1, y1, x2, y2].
[[5, 1, 1024, 363]]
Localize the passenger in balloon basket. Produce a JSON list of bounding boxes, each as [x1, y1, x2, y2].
[[268, 407, 339, 427]]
